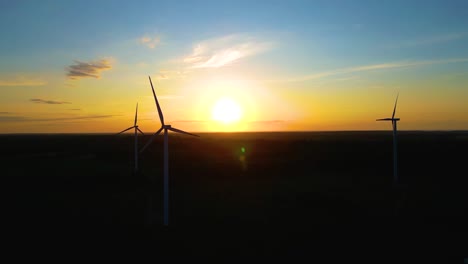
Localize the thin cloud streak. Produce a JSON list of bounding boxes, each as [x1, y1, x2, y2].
[[139, 35, 161, 49], [155, 70, 187, 80], [184, 35, 272, 68], [66, 59, 112, 80], [34, 115, 116, 121], [0, 78, 46, 87], [386, 32, 467, 49], [0, 114, 116, 123], [30, 98, 71, 105], [287, 58, 468, 82], [0, 116, 27, 122]]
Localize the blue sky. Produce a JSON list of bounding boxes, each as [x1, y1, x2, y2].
[[1, 0, 467, 132], [3, 0, 467, 63]]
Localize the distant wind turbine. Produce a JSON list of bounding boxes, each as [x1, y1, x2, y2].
[[377, 94, 400, 185], [116, 103, 145, 172], [140, 76, 199, 226]]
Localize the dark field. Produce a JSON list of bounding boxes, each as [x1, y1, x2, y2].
[[3, 131, 468, 262]]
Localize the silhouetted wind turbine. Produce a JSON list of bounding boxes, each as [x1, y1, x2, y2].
[[377, 94, 400, 185], [116, 103, 144, 172], [140, 76, 199, 226]]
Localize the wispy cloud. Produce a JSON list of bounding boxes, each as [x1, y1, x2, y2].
[[139, 35, 161, 49], [288, 58, 468, 82], [184, 34, 272, 68], [34, 115, 115, 121], [0, 115, 27, 122], [386, 32, 467, 49], [30, 98, 71, 105], [155, 70, 187, 80], [0, 77, 46, 87], [66, 59, 112, 80], [0, 114, 116, 123], [0, 112, 12, 114], [69, 108, 81, 111]]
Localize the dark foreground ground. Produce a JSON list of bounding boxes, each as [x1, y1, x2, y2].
[[2, 131, 468, 262]]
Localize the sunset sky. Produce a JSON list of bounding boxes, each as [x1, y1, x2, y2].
[[1, 0, 467, 133]]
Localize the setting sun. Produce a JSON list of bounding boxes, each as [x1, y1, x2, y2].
[[212, 98, 242, 124]]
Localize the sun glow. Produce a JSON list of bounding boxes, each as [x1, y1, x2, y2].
[[212, 97, 242, 124]]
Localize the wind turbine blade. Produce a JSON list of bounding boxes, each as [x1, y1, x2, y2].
[[149, 76, 165, 126], [115, 126, 134, 135], [134, 102, 138, 126], [376, 118, 392, 121], [137, 127, 145, 135], [392, 93, 399, 119], [140, 127, 163, 153], [168, 127, 199, 137]]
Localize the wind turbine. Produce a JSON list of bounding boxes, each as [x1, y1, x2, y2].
[[140, 76, 199, 226], [377, 94, 400, 185], [116, 103, 145, 172]]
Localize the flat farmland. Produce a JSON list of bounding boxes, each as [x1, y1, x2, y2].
[[2, 132, 467, 262]]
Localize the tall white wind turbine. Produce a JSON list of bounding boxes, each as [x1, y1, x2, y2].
[[140, 76, 199, 226], [376, 94, 400, 185], [116, 103, 145, 172]]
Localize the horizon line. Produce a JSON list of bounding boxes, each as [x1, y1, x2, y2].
[[1, 129, 468, 135]]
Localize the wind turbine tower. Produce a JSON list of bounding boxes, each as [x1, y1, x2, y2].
[[116, 103, 144, 172], [377, 94, 400, 185], [140, 76, 199, 226]]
